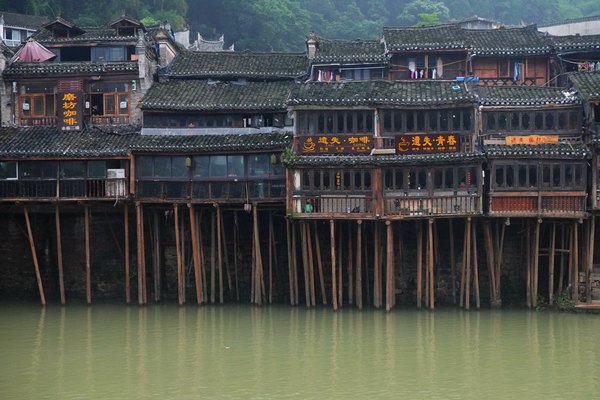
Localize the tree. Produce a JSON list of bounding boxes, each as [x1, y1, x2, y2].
[[398, 0, 450, 26]]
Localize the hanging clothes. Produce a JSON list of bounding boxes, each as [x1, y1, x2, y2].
[[432, 68, 437, 79]]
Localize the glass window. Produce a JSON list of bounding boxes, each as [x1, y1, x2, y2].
[[417, 112, 425, 131], [452, 111, 460, 131], [558, 112, 567, 130], [393, 112, 402, 132], [498, 114, 507, 130], [406, 112, 414, 131], [564, 165, 574, 186], [322, 171, 330, 190], [154, 157, 171, 178], [445, 168, 454, 189], [118, 94, 128, 115], [552, 164, 561, 187], [384, 112, 392, 132], [363, 171, 371, 189], [528, 165, 537, 187], [209, 156, 227, 178], [429, 112, 438, 131], [138, 157, 153, 178], [60, 161, 86, 178], [542, 165, 550, 186], [545, 113, 554, 130], [522, 113, 530, 130], [343, 172, 351, 190], [0, 161, 17, 179], [518, 165, 527, 187], [88, 161, 106, 178], [506, 166, 514, 187], [534, 113, 543, 130], [574, 164, 583, 186], [434, 169, 443, 189], [395, 170, 404, 190], [495, 166, 505, 188], [22, 96, 31, 116], [171, 156, 188, 178], [105, 94, 116, 115], [33, 96, 44, 116], [20, 161, 56, 179], [357, 113, 364, 131], [227, 155, 244, 177], [337, 114, 344, 133], [510, 113, 519, 130], [486, 113, 496, 130], [46, 95, 55, 116], [346, 113, 354, 132], [384, 170, 393, 189], [326, 113, 334, 132], [463, 110, 472, 131], [248, 154, 270, 177]]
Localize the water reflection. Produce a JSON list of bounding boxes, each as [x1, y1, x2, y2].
[[1, 305, 600, 399]]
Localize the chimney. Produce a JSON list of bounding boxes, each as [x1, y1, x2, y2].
[[306, 32, 317, 60]]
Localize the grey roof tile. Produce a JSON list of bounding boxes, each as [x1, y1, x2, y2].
[[484, 143, 591, 159], [312, 37, 387, 64], [569, 71, 600, 102], [3, 61, 138, 78], [478, 86, 581, 106], [284, 152, 484, 167]]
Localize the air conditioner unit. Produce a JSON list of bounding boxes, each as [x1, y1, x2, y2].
[[106, 169, 126, 196]]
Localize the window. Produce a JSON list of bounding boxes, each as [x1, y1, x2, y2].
[[91, 47, 126, 62], [90, 83, 130, 117], [298, 111, 374, 135], [0, 161, 17, 179], [20, 94, 55, 117], [300, 169, 371, 192], [20, 161, 57, 179], [483, 110, 581, 133], [494, 162, 585, 191]]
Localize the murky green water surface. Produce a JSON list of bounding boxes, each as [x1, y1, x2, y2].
[[1, 304, 599, 399]]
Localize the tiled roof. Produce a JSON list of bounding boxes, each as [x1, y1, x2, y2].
[[539, 14, 600, 28], [478, 86, 581, 106], [0, 126, 292, 158], [141, 79, 295, 111], [3, 61, 138, 78], [550, 34, 600, 52], [484, 143, 591, 159], [32, 27, 139, 45], [0, 12, 49, 30], [383, 25, 466, 51], [569, 71, 600, 101], [166, 50, 308, 80], [288, 80, 477, 107], [312, 38, 387, 64], [0, 126, 138, 158], [131, 131, 292, 153], [383, 24, 551, 56], [464, 26, 551, 56], [285, 151, 484, 167]]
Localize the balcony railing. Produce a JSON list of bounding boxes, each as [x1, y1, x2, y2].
[[20, 116, 57, 127], [91, 116, 130, 125], [489, 192, 586, 216], [0, 178, 128, 200], [136, 179, 285, 201], [291, 194, 373, 217], [478, 77, 542, 87], [384, 194, 481, 217]]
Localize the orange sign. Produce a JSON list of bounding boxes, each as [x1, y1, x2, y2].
[[299, 134, 373, 154], [395, 133, 459, 154], [58, 92, 83, 131], [505, 135, 559, 145]]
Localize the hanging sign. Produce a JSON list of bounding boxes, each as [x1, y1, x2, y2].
[[299, 134, 373, 154], [395, 133, 459, 154], [505, 135, 559, 145], [58, 91, 83, 131]]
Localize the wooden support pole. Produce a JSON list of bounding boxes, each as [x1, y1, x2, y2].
[[356, 220, 363, 310], [216, 205, 223, 304], [268, 212, 274, 304], [472, 220, 480, 310], [558, 224, 566, 297], [416, 221, 423, 309], [198, 210, 208, 303], [179, 211, 185, 302], [84, 205, 91, 305], [313, 222, 327, 305], [189, 205, 202, 305], [573, 222, 579, 303], [220, 207, 232, 299], [174, 204, 183, 305], [300, 221, 310, 307], [526, 222, 531, 309], [233, 212, 240, 302], [374, 222, 381, 308], [549, 222, 556, 305], [306, 221, 316, 307], [291, 221, 299, 305], [54, 204, 65, 305], [425, 227, 430, 309], [459, 219, 467, 308], [330, 220, 338, 311], [337, 222, 343, 308], [449, 219, 456, 305], [386, 221, 394, 312], [533, 219, 541, 308], [286, 219, 294, 305], [428, 219, 435, 310], [124, 204, 130, 304], [348, 222, 354, 306], [465, 218, 472, 310], [24, 206, 46, 306], [252, 204, 264, 305], [587, 217, 596, 304], [210, 210, 216, 304], [153, 211, 161, 302]]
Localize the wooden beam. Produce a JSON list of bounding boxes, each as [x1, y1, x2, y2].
[[449, 219, 456, 305], [330, 220, 338, 311], [472, 220, 480, 310], [216, 205, 224, 304], [24, 206, 45, 306], [84, 205, 91, 305], [356, 220, 363, 310], [549, 222, 556, 305], [313, 222, 327, 305], [54, 204, 65, 305], [348, 221, 354, 306], [174, 204, 183, 305], [374, 222, 381, 308], [465, 218, 472, 310], [533, 219, 541, 308], [189, 205, 202, 304], [153, 211, 161, 302], [291, 221, 299, 305], [268, 212, 274, 304], [526, 222, 531, 309], [124, 204, 130, 304], [428, 219, 435, 310], [386, 221, 394, 312], [286, 219, 294, 305], [573, 222, 579, 304], [306, 220, 316, 307], [587, 216, 596, 304], [210, 210, 216, 304], [416, 221, 423, 309]]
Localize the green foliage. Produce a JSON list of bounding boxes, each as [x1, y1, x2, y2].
[[554, 291, 575, 310], [416, 12, 442, 26]]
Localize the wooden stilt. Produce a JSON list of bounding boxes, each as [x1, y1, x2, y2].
[[153, 211, 161, 302], [472, 220, 480, 310], [483, 220, 496, 306], [386, 221, 394, 312], [449, 219, 456, 305], [465, 218, 472, 310], [330, 220, 338, 311], [124, 204, 130, 304], [300, 221, 310, 307], [587, 217, 595, 304], [526, 221, 531, 309], [428, 219, 435, 310], [268, 212, 274, 304], [573, 222, 579, 303], [337, 222, 343, 308], [558, 224, 566, 297], [174, 204, 183, 305], [178, 211, 184, 302], [233, 211, 240, 302], [84, 205, 91, 305], [291, 221, 299, 305], [189, 205, 202, 304], [210, 210, 216, 304], [533, 219, 541, 308], [216, 205, 223, 304], [493, 221, 506, 306], [364, 223, 370, 304], [254, 205, 264, 305], [286, 219, 293, 305], [356, 220, 363, 310], [220, 207, 232, 299], [198, 210, 208, 303], [54, 204, 65, 305], [374, 222, 381, 308], [24, 206, 46, 306], [549, 222, 556, 305], [459, 219, 467, 308], [313, 222, 327, 305], [425, 227, 430, 309], [348, 222, 354, 306], [306, 221, 316, 307], [416, 221, 423, 309]]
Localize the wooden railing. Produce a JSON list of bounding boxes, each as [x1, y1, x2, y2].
[[384, 194, 481, 217], [478, 77, 542, 87], [20, 116, 57, 127], [291, 194, 373, 217], [136, 179, 285, 201], [489, 192, 586, 216], [0, 178, 128, 200], [91, 116, 130, 125]]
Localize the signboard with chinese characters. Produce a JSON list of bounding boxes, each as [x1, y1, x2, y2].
[[58, 92, 83, 132], [395, 133, 459, 154], [505, 135, 559, 145], [299, 134, 373, 154]]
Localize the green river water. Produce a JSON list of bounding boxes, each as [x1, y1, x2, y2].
[[1, 303, 599, 399]]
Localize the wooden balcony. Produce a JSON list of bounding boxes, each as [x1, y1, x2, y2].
[[478, 77, 542, 87], [384, 194, 481, 218], [91, 116, 130, 125], [0, 178, 128, 201], [489, 191, 586, 217], [20, 116, 57, 127], [135, 179, 285, 203], [291, 194, 374, 219]]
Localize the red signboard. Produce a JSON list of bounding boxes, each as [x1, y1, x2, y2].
[[58, 91, 83, 132], [395, 133, 459, 154], [299, 134, 373, 154]]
